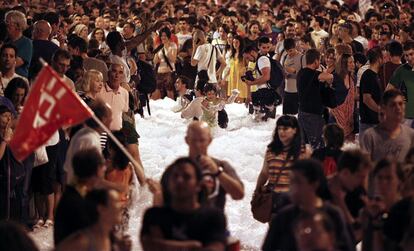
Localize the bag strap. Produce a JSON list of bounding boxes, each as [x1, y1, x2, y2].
[[207, 44, 216, 69], [162, 48, 174, 72]]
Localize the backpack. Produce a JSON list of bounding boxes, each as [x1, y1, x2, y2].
[[136, 60, 156, 94], [256, 55, 285, 90]]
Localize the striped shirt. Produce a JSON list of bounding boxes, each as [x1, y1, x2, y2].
[[266, 146, 307, 192]]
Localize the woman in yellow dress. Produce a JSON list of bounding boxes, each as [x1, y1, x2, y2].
[[227, 35, 248, 103]]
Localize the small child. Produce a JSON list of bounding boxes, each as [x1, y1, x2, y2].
[[201, 83, 239, 128], [105, 131, 133, 232], [311, 124, 344, 178]]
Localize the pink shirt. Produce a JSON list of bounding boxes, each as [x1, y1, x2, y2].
[[97, 83, 129, 130]]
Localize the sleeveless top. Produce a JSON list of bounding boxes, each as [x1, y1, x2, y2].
[[266, 146, 307, 192]]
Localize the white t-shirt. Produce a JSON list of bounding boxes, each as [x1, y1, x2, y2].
[[156, 43, 177, 73], [256, 56, 271, 89], [194, 43, 222, 83], [311, 29, 329, 49], [176, 33, 192, 50], [0, 73, 28, 96], [64, 127, 102, 183]]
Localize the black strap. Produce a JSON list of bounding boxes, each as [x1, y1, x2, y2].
[[162, 48, 174, 72], [206, 44, 216, 69]]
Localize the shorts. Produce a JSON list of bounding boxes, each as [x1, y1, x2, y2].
[[31, 143, 60, 195], [251, 88, 277, 107], [122, 112, 140, 145], [156, 72, 175, 93]]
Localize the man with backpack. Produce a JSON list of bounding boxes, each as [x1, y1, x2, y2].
[[243, 45, 283, 121]]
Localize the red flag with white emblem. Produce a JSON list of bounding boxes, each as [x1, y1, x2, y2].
[[10, 65, 93, 161]]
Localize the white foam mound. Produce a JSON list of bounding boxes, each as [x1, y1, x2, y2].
[[32, 98, 282, 251]]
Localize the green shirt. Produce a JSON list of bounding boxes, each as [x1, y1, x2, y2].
[[389, 63, 414, 118]]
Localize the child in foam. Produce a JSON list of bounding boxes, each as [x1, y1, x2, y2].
[[201, 83, 239, 128]]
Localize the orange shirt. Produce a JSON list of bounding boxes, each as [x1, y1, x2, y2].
[[106, 164, 133, 206]]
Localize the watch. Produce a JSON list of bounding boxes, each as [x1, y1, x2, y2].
[[214, 167, 224, 177]]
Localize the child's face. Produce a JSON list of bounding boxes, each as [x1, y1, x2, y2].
[[259, 42, 271, 54], [206, 90, 216, 100]]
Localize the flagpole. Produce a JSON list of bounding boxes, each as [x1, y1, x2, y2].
[[38, 58, 146, 186], [91, 114, 146, 185]]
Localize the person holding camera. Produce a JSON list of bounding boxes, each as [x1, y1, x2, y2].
[[242, 45, 276, 121]]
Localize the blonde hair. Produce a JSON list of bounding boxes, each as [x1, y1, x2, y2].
[[81, 70, 103, 93], [73, 24, 88, 37], [5, 10, 27, 31]]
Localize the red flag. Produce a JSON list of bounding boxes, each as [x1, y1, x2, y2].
[[10, 65, 93, 161]]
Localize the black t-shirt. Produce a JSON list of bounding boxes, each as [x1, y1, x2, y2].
[[262, 203, 355, 251], [384, 196, 411, 244], [29, 40, 60, 80], [297, 67, 328, 115], [141, 206, 227, 246], [359, 69, 382, 124], [54, 185, 91, 245]]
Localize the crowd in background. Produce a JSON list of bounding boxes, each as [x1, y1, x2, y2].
[[0, 0, 414, 251]]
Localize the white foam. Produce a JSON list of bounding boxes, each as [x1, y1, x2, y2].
[[32, 98, 280, 251]]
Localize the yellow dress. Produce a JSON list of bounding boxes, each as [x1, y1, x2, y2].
[[227, 58, 248, 98]]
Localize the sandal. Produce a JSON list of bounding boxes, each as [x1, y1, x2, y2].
[[33, 219, 44, 229], [43, 219, 54, 228]]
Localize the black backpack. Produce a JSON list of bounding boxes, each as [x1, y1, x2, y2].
[[136, 60, 156, 94], [256, 55, 285, 90]]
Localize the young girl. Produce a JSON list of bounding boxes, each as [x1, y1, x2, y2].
[[201, 83, 239, 128], [105, 131, 133, 233]]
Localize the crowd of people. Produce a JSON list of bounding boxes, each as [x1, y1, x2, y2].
[[0, 0, 414, 250]]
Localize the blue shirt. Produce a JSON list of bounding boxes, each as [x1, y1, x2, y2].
[[11, 36, 33, 78]]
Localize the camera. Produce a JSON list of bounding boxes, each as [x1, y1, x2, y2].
[[241, 70, 255, 82]]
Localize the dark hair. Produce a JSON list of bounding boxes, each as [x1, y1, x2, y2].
[[107, 131, 129, 171], [195, 79, 208, 95], [248, 20, 261, 35], [85, 99, 111, 129], [72, 148, 105, 180], [337, 149, 371, 173], [290, 159, 330, 200], [106, 31, 123, 51], [354, 52, 368, 65], [387, 41, 403, 57], [367, 46, 382, 64], [373, 158, 405, 182], [68, 35, 88, 53], [177, 75, 192, 89], [381, 89, 404, 106], [305, 48, 320, 65], [315, 16, 325, 27], [335, 53, 353, 80], [0, 221, 39, 251], [258, 36, 270, 45], [283, 38, 296, 51], [91, 28, 106, 41], [85, 189, 111, 224], [0, 105, 12, 115], [0, 43, 17, 56], [4, 77, 28, 106], [43, 11, 60, 26], [243, 45, 258, 54], [323, 124, 344, 149], [403, 40, 414, 51], [203, 83, 217, 95], [161, 157, 204, 206], [268, 115, 302, 160], [231, 35, 244, 61], [52, 49, 71, 63], [159, 27, 172, 39]]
